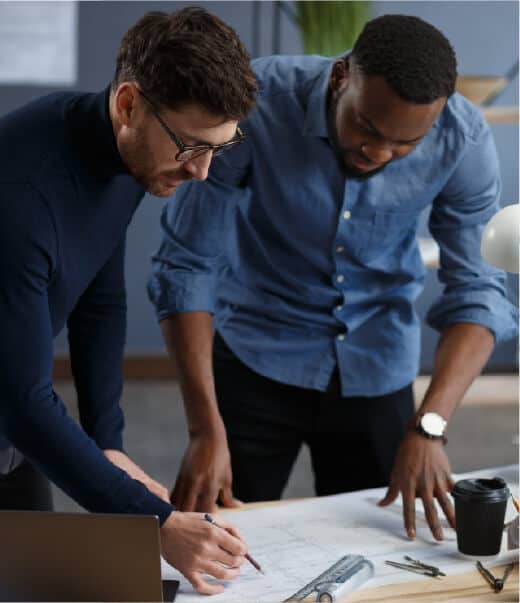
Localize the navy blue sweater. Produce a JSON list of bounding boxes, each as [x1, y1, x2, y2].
[[0, 88, 173, 522]]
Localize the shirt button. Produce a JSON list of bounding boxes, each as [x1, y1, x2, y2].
[[337, 334, 345, 342], [336, 274, 344, 283], [336, 245, 344, 253], [343, 210, 351, 220], [336, 305, 343, 311]]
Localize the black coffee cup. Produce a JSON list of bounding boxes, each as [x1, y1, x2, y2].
[[452, 477, 509, 556]]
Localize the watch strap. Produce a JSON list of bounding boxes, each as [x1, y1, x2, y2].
[[415, 421, 448, 445]]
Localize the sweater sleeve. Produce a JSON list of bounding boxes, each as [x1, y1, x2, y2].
[[0, 184, 174, 523], [67, 238, 127, 451]]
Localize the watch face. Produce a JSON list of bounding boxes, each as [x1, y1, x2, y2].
[[421, 412, 446, 437]]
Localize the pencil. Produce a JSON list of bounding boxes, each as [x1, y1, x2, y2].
[[245, 552, 264, 574], [204, 513, 265, 574], [511, 494, 519, 513]]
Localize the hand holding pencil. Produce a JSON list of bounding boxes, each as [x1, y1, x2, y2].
[[205, 513, 265, 574], [160, 510, 250, 595]]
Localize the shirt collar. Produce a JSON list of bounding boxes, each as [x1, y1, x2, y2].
[[302, 59, 335, 139]]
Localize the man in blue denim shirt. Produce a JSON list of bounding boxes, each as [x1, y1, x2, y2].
[[149, 15, 518, 540]]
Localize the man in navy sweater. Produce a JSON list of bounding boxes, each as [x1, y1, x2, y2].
[[0, 8, 257, 595]]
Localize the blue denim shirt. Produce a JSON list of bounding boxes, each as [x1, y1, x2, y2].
[[148, 54, 518, 396]]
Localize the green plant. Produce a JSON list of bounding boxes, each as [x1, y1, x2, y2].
[[296, 1, 370, 57]]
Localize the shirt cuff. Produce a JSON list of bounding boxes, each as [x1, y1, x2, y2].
[[148, 271, 217, 320], [426, 289, 519, 343]]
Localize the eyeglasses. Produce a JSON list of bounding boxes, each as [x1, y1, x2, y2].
[[138, 89, 244, 162]]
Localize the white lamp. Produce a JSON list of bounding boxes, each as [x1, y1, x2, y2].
[[481, 204, 520, 274]]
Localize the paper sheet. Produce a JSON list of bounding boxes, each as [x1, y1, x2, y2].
[[161, 465, 519, 602]]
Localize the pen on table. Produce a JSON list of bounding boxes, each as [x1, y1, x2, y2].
[[511, 494, 519, 513], [204, 513, 265, 575]]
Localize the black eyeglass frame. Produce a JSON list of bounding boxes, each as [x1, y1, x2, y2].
[[138, 89, 245, 162]]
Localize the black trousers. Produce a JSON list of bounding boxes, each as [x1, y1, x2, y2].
[[0, 458, 53, 511], [213, 333, 415, 502]]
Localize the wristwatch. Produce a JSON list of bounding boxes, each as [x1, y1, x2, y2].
[[415, 412, 448, 444]]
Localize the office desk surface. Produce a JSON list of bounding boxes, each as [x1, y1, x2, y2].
[[232, 500, 518, 603], [346, 563, 518, 602]]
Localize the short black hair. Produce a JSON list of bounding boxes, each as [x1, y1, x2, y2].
[[350, 14, 457, 103], [113, 7, 257, 120]]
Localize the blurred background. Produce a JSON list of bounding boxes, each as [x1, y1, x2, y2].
[[0, 1, 517, 510]]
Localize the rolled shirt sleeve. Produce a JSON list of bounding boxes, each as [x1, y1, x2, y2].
[[427, 115, 518, 343], [148, 146, 251, 321]]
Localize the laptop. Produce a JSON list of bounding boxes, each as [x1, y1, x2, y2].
[[0, 511, 179, 602]]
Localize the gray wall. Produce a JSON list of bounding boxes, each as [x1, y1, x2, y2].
[[0, 1, 516, 370]]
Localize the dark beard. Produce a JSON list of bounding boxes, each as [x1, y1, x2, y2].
[[339, 158, 388, 180], [342, 159, 388, 180], [326, 92, 389, 180]]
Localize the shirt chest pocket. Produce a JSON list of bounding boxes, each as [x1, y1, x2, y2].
[[348, 208, 423, 266]]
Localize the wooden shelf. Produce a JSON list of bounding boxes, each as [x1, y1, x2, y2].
[[455, 75, 518, 123], [481, 106, 519, 124], [456, 75, 508, 105]]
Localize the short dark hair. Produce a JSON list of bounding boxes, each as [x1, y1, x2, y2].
[[350, 14, 457, 103], [113, 7, 257, 120]]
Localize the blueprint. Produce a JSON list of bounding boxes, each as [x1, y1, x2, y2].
[[161, 464, 519, 602]]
